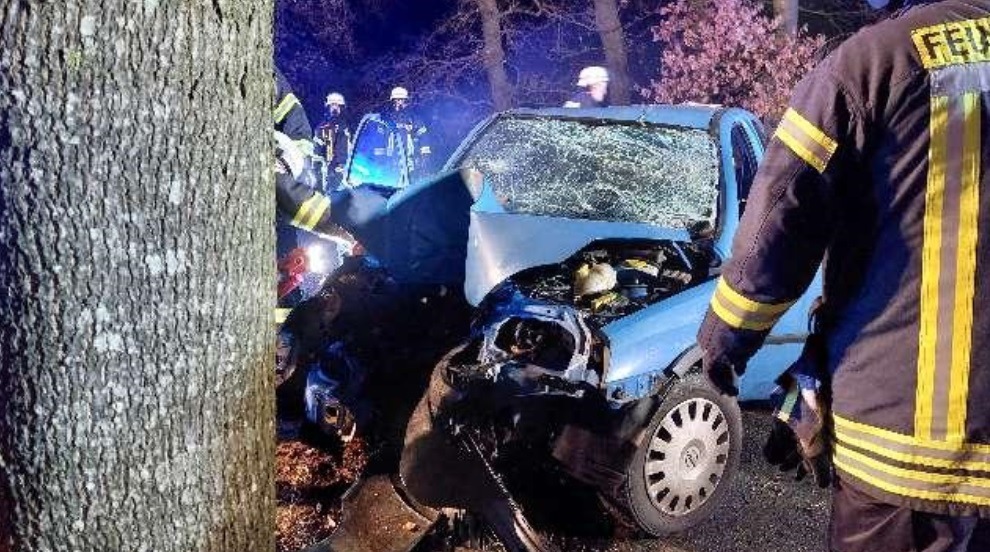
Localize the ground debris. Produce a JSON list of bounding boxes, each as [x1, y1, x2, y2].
[[276, 436, 368, 552]]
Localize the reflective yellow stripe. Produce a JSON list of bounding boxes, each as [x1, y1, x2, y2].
[[835, 414, 990, 455], [709, 278, 795, 331], [291, 194, 331, 231], [835, 456, 990, 508], [275, 308, 291, 324], [948, 91, 981, 443], [775, 127, 827, 173], [711, 293, 776, 331], [274, 93, 300, 124], [836, 444, 990, 490], [301, 195, 330, 231], [776, 385, 800, 423], [916, 94, 949, 441], [834, 423, 990, 472], [291, 194, 323, 229], [784, 108, 838, 157], [716, 278, 793, 316]]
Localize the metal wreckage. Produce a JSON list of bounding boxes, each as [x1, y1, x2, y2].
[[276, 106, 821, 551]]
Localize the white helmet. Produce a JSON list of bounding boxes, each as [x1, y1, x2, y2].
[[576, 66, 609, 87], [390, 86, 410, 100], [325, 92, 345, 106]]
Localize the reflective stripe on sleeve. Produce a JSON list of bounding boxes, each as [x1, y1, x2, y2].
[[709, 277, 796, 332], [274, 93, 301, 124], [774, 108, 839, 173], [291, 194, 331, 231]]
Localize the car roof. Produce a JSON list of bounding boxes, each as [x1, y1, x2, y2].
[[501, 104, 726, 130]]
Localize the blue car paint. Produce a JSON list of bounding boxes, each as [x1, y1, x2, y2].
[[455, 106, 817, 402], [593, 106, 817, 402], [341, 104, 821, 403]]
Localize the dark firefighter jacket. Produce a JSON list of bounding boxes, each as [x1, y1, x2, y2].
[[563, 91, 605, 108], [383, 107, 433, 172], [698, 0, 990, 517], [314, 113, 351, 170], [273, 71, 339, 236]]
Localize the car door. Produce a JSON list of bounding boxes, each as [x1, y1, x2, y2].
[[343, 113, 410, 189]]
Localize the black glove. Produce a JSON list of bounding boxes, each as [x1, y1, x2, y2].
[[764, 417, 805, 472], [764, 382, 833, 488], [703, 357, 740, 397]]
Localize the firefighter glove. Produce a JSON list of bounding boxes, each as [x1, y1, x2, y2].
[[764, 374, 833, 488]]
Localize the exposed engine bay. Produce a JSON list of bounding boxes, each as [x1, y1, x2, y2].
[[447, 238, 717, 399], [513, 238, 713, 326], [276, 231, 723, 548]]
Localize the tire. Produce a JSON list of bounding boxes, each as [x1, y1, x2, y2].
[[622, 370, 743, 536]]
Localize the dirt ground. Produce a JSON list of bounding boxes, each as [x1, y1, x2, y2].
[[276, 410, 831, 552], [275, 435, 368, 552]]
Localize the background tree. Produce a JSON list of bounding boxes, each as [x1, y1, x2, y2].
[[645, 0, 826, 123], [478, 0, 515, 110], [774, 0, 800, 36], [592, 0, 632, 104], [0, 1, 275, 550]]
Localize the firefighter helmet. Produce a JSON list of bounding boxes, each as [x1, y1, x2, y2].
[[390, 87, 410, 100], [576, 66, 609, 87], [325, 92, 345, 106]]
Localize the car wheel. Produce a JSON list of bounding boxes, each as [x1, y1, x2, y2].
[[623, 370, 742, 536]]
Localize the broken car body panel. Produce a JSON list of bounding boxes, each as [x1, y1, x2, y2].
[[295, 104, 823, 545], [337, 104, 818, 403]]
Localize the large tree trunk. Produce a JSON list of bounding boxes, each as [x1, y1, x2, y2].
[[476, 0, 514, 111], [592, 0, 631, 105], [0, 1, 275, 551], [774, 0, 799, 36]]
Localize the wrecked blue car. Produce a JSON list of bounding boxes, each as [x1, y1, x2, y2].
[[280, 105, 820, 537]]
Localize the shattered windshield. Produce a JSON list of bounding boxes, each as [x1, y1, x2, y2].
[[452, 116, 719, 227]]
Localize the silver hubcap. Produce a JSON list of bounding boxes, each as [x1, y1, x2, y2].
[[643, 397, 730, 517]]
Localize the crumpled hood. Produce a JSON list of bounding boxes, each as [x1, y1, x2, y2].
[[330, 172, 691, 302], [464, 212, 689, 305]]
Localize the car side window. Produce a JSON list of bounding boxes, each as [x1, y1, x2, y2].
[[730, 124, 759, 214]]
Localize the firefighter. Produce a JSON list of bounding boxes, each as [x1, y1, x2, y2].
[[273, 70, 356, 324], [697, 0, 989, 550], [383, 86, 434, 179], [563, 66, 609, 108], [314, 91, 351, 191], [273, 70, 340, 239]]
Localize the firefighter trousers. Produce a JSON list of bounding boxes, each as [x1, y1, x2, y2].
[[830, 477, 989, 552]]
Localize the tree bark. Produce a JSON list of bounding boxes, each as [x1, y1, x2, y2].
[[592, 0, 631, 105], [0, 1, 275, 551], [773, 0, 799, 36], [476, 0, 514, 111]]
